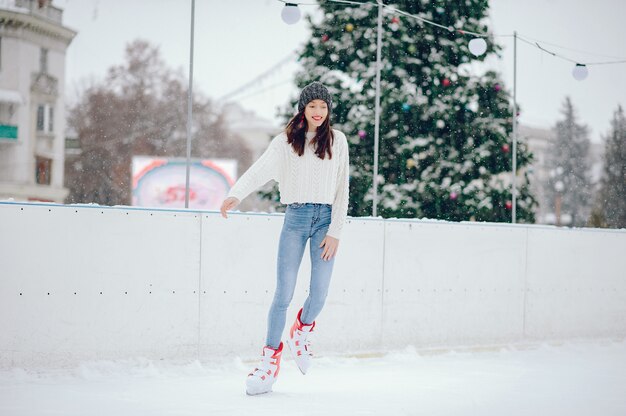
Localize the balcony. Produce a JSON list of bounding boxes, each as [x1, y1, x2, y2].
[[10, 0, 63, 24], [0, 124, 18, 140]]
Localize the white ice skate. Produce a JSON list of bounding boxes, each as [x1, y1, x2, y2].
[[286, 308, 315, 375], [246, 342, 283, 396]]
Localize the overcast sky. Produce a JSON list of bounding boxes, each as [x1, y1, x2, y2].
[[59, 0, 626, 143]]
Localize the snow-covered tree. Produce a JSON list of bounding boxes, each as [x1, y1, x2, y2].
[[593, 105, 626, 228], [65, 40, 251, 205], [277, 0, 536, 222], [545, 97, 593, 227]]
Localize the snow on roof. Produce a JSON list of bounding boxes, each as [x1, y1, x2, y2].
[[0, 89, 24, 104]]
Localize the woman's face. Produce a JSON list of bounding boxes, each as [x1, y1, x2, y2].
[[304, 99, 328, 131]]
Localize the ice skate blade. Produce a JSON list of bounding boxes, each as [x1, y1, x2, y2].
[[246, 377, 274, 396], [286, 338, 308, 375], [246, 388, 272, 396]]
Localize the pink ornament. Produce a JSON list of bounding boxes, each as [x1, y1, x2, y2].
[[442, 78, 451, 87], [505, 200, 512, 210], [494, 83, 501, 91], [391, 16, 400, 24], [502, 144, 510, 153], [321, 34, 329, 43], [450, 192, 458, 200], [358, 130, 367, 138]]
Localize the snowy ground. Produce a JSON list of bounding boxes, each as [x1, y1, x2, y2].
[[1, 339, 626, 416]]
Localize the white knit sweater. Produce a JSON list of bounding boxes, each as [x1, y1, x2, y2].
[[227, 129, 350, 239]]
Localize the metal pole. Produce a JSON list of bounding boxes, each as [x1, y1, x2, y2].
[[555, 193, 562, 226], [372, 0, 383, 217], [511, 31, 518, 223], [185, 0, 196, 209]]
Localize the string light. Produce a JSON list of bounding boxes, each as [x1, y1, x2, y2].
[[279, 0, 488, 57], [281, 3, 301, 25], [511, 34, 626, 81], [277, 0, 626, 81], [572, 64, 589, 81], [468, 38, 487, 56]]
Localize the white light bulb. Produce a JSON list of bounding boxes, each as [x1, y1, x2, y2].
[[468, 38, 487, 56], [555, 180, 564, 192], [572, 64, 588, 81], [281, 3, 301, 25]]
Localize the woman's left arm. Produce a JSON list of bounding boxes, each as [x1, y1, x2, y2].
[[324, 135, 350, 254]]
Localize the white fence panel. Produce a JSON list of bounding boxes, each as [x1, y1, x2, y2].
[[524, 227, 626, 339], [0, 203, 201, 367], [382, 221, 528, 347]]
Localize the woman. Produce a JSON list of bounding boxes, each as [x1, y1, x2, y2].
[[220, 81, 350, 395]]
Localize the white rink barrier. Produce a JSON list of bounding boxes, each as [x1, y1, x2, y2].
[[1, 201, 625, 368]]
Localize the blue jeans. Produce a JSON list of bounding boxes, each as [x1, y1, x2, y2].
[[266, 203, 336, 349]]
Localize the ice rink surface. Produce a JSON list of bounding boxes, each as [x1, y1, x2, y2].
[[1, 339, 625, 416]]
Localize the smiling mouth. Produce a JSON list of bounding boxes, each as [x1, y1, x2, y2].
[[312, 117, 323, 121]]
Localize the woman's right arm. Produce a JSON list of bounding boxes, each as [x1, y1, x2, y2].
[[223, 135, 283, 209]]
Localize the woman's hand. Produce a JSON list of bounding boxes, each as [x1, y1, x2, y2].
[[320, 235, 339, 261], [220, 197, 240, 218]]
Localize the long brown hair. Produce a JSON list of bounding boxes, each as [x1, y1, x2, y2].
[[285, 110, 334, 159]]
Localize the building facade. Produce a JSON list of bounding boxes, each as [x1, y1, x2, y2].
[[0, 0, 75, 202]]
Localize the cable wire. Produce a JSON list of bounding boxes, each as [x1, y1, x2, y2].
[[277, 0, 626, 68], [517, 34, 626, 66], [218, 52, 298, 102]]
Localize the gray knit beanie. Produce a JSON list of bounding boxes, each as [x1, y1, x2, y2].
[[297, 81, 332, 112]]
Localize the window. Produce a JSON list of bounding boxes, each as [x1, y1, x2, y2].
[[36, 157, 52, 185], [40, 48, 48, 73], [48, 106, 54, 132], [36, 104, 54, 133], [37, 105, 45, 131]]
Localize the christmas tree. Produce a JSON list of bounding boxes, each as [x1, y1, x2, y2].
[[545, 97, 593, 227], [280, 0, 536, 222]]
